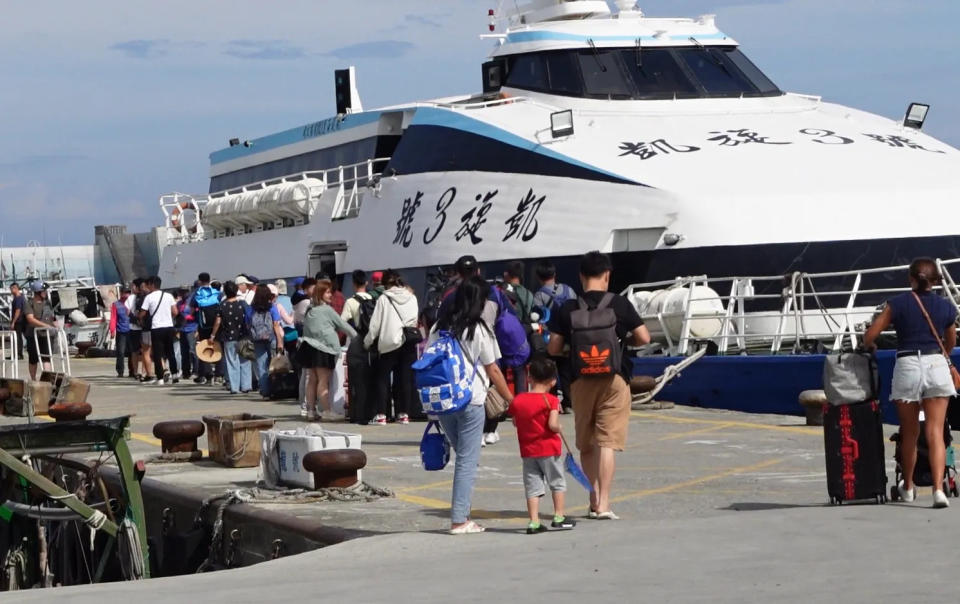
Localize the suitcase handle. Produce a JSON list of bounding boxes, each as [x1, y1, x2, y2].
[[842, 436, 860, 461]]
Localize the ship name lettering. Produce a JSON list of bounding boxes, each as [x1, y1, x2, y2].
[[456, 190, 498, 245], [503, 188, 546, 243], [423, 187, 457, 245], [618, 139, 701, 159], [707, 129, 792, 146]]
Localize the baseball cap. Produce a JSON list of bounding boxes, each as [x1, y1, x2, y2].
[[292, 277, 305, 287], [454, 255, 478, 274], [267, 284, 279, 296], [30, 281, 47, 293], [235, 275, 252, 285], [371, 271, 384, 282]]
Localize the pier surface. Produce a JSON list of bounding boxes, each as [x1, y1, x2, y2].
[[2, 358, 956, 603]]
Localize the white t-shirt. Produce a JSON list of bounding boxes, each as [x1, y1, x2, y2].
[[140, 291, 175, 329], [428, 324, 501, 406], [125, 295, 141, 331]]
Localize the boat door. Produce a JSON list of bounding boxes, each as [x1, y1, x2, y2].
[[307, 242, 346, 280]]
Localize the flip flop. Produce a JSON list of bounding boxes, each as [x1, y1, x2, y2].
[[449, 521, 486, 535], [595, 511, 620, 520]]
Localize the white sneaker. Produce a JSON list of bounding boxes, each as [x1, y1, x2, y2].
[[368, 414, 387, 426], [299, 402, 308, 418], [933, 490, 950, 509], [155, 378, 165, 386], [898, 481, 916, 503], [483, 433, 497, 445], [320, 411, 346, 422]]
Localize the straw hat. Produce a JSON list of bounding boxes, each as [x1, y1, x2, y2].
[[195, 340, 223, 363]]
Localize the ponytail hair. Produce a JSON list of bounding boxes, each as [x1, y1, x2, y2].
[[909, 257, 941, 293]]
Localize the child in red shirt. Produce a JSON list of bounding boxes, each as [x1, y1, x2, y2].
[[508, 357, 576, 534]]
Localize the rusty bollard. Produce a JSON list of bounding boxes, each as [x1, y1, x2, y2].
[[799, 390, 827, 426], [48, 402, 93, 422], [153, 420, 205, 453], [302, 449, 367, 489]]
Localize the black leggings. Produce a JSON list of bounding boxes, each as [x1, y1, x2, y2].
[[373, 340, 417, 418], [151, 327, 178, 378]]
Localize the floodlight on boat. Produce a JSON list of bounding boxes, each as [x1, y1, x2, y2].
[[243, 140, 254, 148], [228, 138, 240, 147], [903, 102, 929, 130], [550, 110, 574, 139]]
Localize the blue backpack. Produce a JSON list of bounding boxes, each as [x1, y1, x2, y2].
[[412, 331, 478, 415], [491, 288, 531, 368]]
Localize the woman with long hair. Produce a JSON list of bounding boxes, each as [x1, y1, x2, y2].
[[364, 269, 420, 425], [865, 257, 957, 508], [298, 279, 356, 422], [432, 275, 515, 534], [248, 283, 285, 399], [208, 280, 252, 394]]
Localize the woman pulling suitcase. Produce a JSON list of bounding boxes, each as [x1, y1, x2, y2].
[[864, 258, 957, 509]]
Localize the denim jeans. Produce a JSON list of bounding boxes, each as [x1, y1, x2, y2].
[[114, 330, 129, 376], [224, 340, 252, 393], [179, 330, 197, 378], [254, 340, 272, 398], [438, 403, 486, 524]]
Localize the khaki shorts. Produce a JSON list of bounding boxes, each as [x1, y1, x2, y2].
[[571, 374, 631, 452]]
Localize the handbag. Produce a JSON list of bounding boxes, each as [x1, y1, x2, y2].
[[237, 337, 256, 361], [484, 385, 511, 419], [823, 351, 878, 405], [385, 296, 423, 345], [420, 420, 450, 471], [269, 353, 292, 374], [912, 292, 960, 391]]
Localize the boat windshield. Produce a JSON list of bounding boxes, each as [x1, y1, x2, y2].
[[502, 46, 782, 100]]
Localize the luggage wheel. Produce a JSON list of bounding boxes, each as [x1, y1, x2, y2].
[[890, 485, 901, 502]]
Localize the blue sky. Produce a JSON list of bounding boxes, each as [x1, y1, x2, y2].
[[1, 0, 957, 245]]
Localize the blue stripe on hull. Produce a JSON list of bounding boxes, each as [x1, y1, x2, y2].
[[632, 350, 960, 425]]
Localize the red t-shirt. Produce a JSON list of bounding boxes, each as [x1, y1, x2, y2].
[[508, 392, 562, 458]]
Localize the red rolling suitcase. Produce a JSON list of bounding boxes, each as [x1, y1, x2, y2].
[[823, 400, 888, 505]]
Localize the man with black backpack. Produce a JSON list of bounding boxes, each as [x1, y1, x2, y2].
[[341, 269, 377, 424], [547, 251, 650, 520]]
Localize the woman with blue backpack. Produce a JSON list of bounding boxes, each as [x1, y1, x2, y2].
[[428, 275, 514, 535]]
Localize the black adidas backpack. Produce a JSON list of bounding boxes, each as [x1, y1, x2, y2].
[[569, 293, 621, 378]]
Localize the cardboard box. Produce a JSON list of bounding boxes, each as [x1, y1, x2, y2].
[[26, 381, 53, 415], [262, 429, 362, 489], [61, 377, 91, 403]]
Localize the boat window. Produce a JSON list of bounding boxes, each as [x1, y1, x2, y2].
[[544, 51, 582, 96], [576, 49, 634, 99], [618, 49, 698, 99], [504, 53, 549, 91], [723, 48, 780, 95], [676, 47, 764, 96], [498, 46, 781, 100]]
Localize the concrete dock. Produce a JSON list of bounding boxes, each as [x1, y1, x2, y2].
[[2, 357, 957, 602]]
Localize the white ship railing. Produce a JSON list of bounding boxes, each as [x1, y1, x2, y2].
[[159, 157, 390, 245], [0, 331, 18, 379], [622, 257, 960, 357]]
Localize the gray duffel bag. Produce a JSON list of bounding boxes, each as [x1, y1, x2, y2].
[[822, 351, 879, 405]]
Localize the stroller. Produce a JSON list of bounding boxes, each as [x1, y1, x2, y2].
[[888, 421, 960, 501]]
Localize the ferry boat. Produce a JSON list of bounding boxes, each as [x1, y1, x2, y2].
[[158, 0, 958, 293], [155, 0, 959, 417]]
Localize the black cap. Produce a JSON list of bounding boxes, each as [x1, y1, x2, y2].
[[454, 255, 478, 275]]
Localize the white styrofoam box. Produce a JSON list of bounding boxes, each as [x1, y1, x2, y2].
[[261, 428, 362, 489]]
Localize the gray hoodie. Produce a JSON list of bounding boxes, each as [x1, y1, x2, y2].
[[364, 287, 420, 354]]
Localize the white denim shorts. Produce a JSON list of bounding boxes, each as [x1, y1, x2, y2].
[[891, 354, 956, 403]]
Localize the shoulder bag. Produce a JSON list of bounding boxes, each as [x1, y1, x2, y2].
[[386, 296, 423, 345], [912, 292, 960, 391]]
